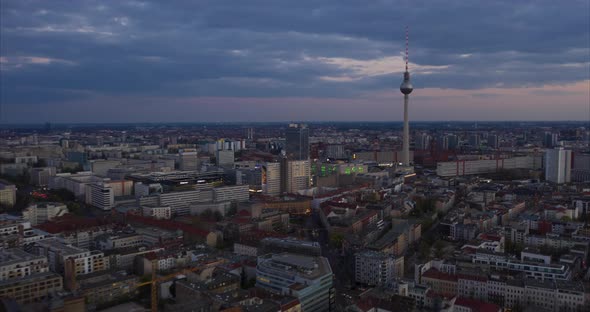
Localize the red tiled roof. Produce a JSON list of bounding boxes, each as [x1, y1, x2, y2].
[[35, 214, 114, 234], [455, 297, 500, 312], [127, 214, 208, 237], [238, 210, 251, 217], [422, 268, 458, 282]]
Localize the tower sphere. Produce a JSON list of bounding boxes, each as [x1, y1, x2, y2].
[[400, 72, 413, 95]]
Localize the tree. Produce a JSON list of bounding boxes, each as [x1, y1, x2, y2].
[[330, 233, 344, 249], [213, 210, 223, 222], [434, 240, 446, 259], [419, 241, 431, 260]]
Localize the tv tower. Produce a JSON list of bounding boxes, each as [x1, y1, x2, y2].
[[400, 26, 413, 166]]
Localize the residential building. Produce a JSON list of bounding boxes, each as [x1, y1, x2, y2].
[[259, 237, 321, 257], [142, 205, 172, 219], [22, 202, 68, 226], [0, 248, 49, 281], [0, 272, 63, 305], [355, 250, 404, 286], [32, 239, 109, 276]]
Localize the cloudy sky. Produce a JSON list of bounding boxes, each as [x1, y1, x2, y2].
[[1, 0, 589, 123]]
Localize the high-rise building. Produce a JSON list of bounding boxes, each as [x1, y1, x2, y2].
[[245, 127, 255, 140], [469, 134, 480, 148], [256, 253, 334, 312], [447, 134, 458, 150], [416, 133, 431, 150], [572, 152, 590, 182], [488, 134, 499, 149], [285, 124, 310, 161], [543, 132, 559, 148], [262, 162, 282, 196], [545, 147, 572, 184], [285, 160, 311, 194]]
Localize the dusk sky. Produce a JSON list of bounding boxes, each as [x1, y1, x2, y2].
[[1, 0, 589, 123]]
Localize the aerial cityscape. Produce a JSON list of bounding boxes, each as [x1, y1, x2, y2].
[[1, 1, 590, 312]]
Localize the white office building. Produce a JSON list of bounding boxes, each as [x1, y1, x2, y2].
[[286, 160, 311, 194], [262, 162, 281, 196], [545, 147, 572, 184], [85, 183, 114, 210]]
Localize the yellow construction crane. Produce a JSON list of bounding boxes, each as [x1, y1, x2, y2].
[[136, 259, 226, 312]]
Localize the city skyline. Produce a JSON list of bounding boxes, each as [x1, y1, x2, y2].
[[1, 0, 589, 123]]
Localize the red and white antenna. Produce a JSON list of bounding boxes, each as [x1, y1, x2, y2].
[[405, 26, 409, 72]]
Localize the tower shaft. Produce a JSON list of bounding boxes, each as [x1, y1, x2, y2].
[[403, 94, 410, 166]]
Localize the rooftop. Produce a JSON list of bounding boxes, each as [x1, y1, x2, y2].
[[0, 248, 46, 266]]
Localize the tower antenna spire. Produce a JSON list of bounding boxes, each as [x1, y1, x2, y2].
[[405, 26, 409, 72]]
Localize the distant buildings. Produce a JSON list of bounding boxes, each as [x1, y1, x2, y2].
[[436, 155, 542, 177], [545, 147, 572, 184]]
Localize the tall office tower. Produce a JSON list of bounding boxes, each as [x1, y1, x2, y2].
[[469, 134, 481, 148], [245, 127, 255, 140], [488, 134, 499, 149], [262, 162, 282, 196], [545, 147, 572, 184], [416, 133, 431, 150], [437, 136, 449, 150], [544, 132, 559, 148], [286, 123, 310, 160], [447, 134, 459, 150], [399, 27, 413, 166]]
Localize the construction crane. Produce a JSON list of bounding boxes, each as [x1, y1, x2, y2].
[[136, 259, 226, 312]]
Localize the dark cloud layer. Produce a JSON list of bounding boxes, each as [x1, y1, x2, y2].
[[1, 0, 589, 121]]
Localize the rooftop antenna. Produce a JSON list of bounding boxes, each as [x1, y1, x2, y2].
[[405, 26, 409, 72]]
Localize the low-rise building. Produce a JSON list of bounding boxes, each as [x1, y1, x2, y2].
[[22, 202, 68, 226], [0, 272, 63, 305], [142, 205, 172, 219], [0, 248, 49, 281]]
